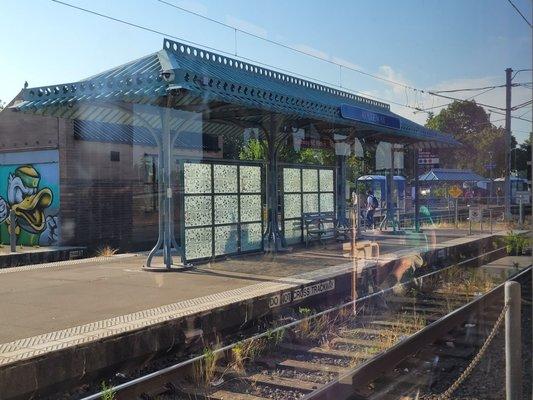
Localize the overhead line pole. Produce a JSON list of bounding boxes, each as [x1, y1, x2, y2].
[[504, 68, 512, 220]]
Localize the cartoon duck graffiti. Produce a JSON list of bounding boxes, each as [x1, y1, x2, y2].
[[0, 165, 58, 246]]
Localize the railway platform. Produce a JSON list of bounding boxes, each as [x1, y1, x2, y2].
[[0, 245, 86, 269], [0, 229, 520, 399]]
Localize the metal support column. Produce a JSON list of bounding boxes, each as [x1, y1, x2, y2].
[[413, 148, 420, 232], [263, 115, 286, 252], [504, 68, 512, 220], [336, 155, 349, 227], [144, 93, 189, 270], [385, 144, 395, 230]]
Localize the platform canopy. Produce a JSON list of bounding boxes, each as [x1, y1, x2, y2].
[[12, 38, 458, 149], [418, 168, 486, 182]]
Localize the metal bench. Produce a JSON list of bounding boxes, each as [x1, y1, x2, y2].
[[303, 212, 349, 247]]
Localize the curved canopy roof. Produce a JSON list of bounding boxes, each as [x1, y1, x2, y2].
[[357, 175, 406, 181], [13, 38, 459, 148], [418, 169, 486, 182]]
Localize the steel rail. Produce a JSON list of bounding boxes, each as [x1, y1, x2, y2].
[[80, 246, 512, 400], [303, 265, 532, 400]]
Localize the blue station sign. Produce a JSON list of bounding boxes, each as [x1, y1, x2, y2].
[[340, 104, 401, 130]]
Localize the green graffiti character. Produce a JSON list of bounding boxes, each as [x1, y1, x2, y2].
[[0, 165, 58, 246]]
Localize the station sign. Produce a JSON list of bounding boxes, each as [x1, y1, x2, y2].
[[469, 206, 482, 222], [418, 150, 439, 165], [299, 137, 330, 149], [340, 104, 401, 129]]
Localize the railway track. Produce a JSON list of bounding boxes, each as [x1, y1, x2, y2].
[[81, 258, 531, 400]]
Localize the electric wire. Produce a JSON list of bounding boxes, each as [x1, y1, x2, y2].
[[431, 84, 506, 93], [48, 0, 427, 114], [511, 99, 533, 110], [506, 0, 533, 28], [49, 0, 529, 118], [154, 0, 420, 91]]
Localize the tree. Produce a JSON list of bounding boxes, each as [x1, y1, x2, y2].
[[426, 100, 517, 177], [238, 138, 335, 165], [513, 137, 532, 180], [239, 138, 267, 161]]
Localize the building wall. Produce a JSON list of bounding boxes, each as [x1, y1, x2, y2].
[[60, 123, 223, 251], [0, 104, 60, 153], [0, 106, 224, 251], [0, 107, 63, 246]]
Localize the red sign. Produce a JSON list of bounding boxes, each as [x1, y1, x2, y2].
[[300, 138, 331, 149]]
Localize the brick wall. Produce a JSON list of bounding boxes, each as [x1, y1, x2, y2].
[[1, 105, 223, 251], [0, 103, 59, 152]]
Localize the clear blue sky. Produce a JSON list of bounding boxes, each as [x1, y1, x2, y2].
[[1, 0, 531, 142]]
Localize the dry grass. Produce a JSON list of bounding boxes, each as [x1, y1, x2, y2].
[[434, 219, 469, 229], [229, 337, 268, 374], [377, 312, 427, 348], [96, 245, 118, 257], [439, 267, 496, 298]]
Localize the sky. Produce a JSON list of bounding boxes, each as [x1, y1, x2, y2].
[[0, 0, 531, 143]]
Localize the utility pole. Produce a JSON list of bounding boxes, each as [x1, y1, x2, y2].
[[488, 150, 494, 205], [504, 68, 512, 219]]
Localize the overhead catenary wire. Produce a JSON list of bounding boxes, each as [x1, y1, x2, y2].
[[511, 69, 533, 80], [415, 86, 499, 113], [47, 0, 428, 114], [426, 91, 507, 111], [49, 0, 528, 119], [156, 0, 525, 103], [511, 99, 533, 110], [431, 84, 506, 93], [489, 108, 533, 123], [154, 0, 421, 92], [506, 0, 533, 28]]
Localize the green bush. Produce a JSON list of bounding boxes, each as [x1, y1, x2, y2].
[[504, 232, 529, 256]]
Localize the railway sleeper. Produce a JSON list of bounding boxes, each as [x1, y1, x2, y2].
[[279, 342, 374, 361], [178, 379, 307, 400], [339, 327, 388, 339], [242, 372, 319, 392], [331, 336, 389, 349], [214, 366, 330, 393], [382, 296, 463, 308], [254, 356, 348, 374]]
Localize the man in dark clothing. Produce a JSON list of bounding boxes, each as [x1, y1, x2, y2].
[[366, 190, 377, 229]]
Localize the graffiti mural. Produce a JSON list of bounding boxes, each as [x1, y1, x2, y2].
[[0, 164, 60, 246]]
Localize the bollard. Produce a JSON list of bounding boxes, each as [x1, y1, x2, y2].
[[489, 208, 493, 234], [518, 199, 523, 227], [9, 209, 16, 253], [454, 198, 458, 228], [505, 281, 522, 400], [469, 217, 472, 235]]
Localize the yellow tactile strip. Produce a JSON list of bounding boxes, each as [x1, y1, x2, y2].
[[0, 253, 135, 274]]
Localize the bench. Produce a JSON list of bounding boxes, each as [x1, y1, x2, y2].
[[303, 212, 350, 247]]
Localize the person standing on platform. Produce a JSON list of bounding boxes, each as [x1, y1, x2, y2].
[[366, 190, 378, 229]]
